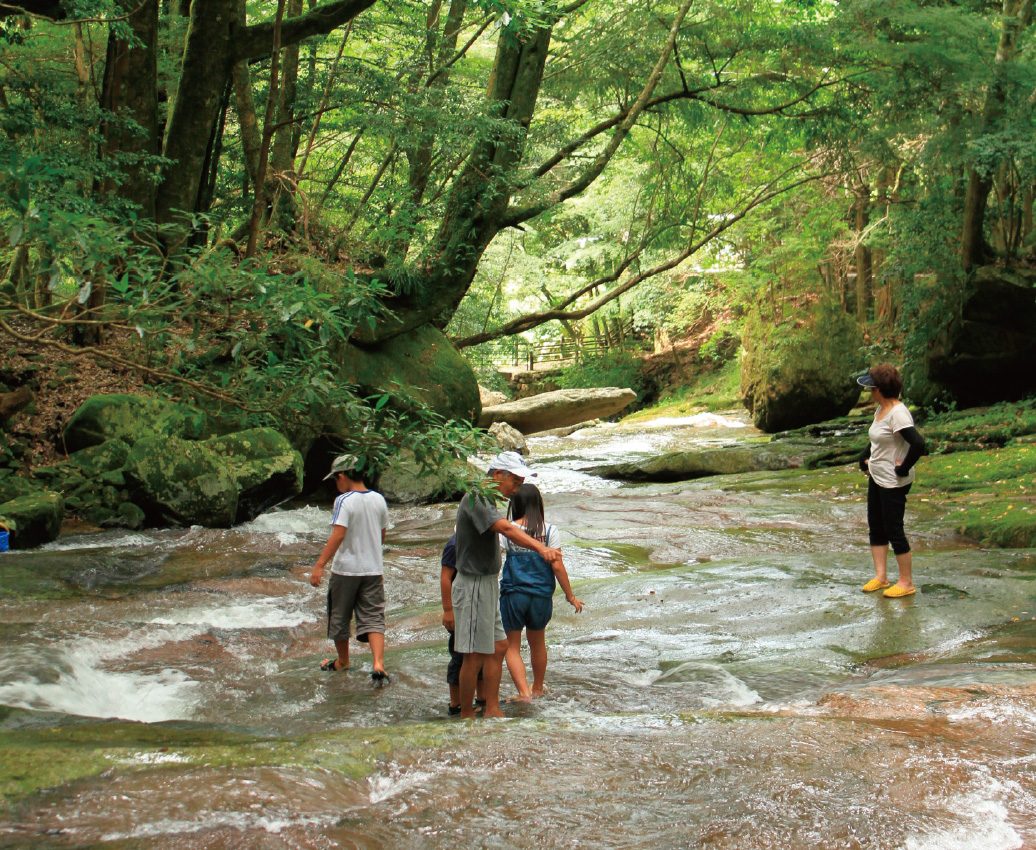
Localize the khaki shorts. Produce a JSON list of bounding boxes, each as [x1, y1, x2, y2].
[[451, 572, 505, 655], [327, 574, 385, 642]]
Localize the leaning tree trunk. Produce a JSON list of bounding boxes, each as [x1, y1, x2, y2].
[[357, 25, 553, 343]]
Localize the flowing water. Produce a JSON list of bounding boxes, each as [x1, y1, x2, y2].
[[2, 413, 1036, 849]]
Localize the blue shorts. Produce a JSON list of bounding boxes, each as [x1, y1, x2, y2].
[[500, 591, 553, 632]]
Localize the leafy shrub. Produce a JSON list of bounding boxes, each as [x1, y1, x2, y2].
[[558, 346, 650, 400]]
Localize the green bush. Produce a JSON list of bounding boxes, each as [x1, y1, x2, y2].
[[558, 346, 650, 400]]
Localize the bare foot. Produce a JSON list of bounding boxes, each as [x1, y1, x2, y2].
[[483, 707, 505, 718]]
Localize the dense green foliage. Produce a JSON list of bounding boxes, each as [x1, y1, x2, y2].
[[1, 0, 1034, 473]]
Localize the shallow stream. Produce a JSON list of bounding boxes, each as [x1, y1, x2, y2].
[[2, 413, 1035, 849]]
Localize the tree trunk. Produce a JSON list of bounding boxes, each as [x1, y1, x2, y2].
[[156, 0, 378, 233], [268, 0, 304, 233], [961, 0, 1034, 271], [853, 183, 872, 324], [359, 25, 552, 342], [98, 0, 160, 217], [155, 0, 238, 228]]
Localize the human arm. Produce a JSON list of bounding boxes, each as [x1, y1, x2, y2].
[[491, 518, 562, 565], [550, 555, 583, 612], [440, 566, 455, 630], [310, 525, 346, 586], [895, 426, 926, 477]]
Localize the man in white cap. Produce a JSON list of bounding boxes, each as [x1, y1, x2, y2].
[[310, 454, 391, 684], [448, 451, 562, 718]]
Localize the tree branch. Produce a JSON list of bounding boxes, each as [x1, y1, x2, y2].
[[234, 0, 379, 61], [453, 167, 825, 348]]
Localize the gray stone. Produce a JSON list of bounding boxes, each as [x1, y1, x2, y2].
[[480, 386, 509, 407], [487, 421, 528, 455], [478, 388, 637, 434]]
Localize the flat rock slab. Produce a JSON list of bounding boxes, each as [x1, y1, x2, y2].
[[588, 443, 811, 482], [478, 388, 636, 434]]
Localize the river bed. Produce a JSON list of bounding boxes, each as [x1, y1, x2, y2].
[[1, 413, 1035, 849]]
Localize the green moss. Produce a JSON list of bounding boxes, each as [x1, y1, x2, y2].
[[0, 716, 464, 808]]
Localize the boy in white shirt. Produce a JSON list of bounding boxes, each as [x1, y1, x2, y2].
[[310, 454, 391, 683]]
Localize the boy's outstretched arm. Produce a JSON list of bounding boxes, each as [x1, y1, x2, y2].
[[310, 525, 346, 586], [551, 556, 584, 612]]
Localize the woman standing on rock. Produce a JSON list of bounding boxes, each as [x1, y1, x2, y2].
[[857, 364, 927, 598]]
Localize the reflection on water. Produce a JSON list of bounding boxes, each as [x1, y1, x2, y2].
[[1, 416, 1035, 848]]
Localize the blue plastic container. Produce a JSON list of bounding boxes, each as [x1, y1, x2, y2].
[[0, 530, 8, 553]]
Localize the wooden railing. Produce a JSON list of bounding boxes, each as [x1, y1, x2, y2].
[[493, 317, 645, 371]]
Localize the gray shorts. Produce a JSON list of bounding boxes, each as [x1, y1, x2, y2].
[[327, 574, 385, 643], [451, 572, 505, 655]]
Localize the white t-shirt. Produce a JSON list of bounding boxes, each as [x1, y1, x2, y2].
[[868, 403, 916, 489], [498, 522, 561, 552], [329, 490, 390, 576]]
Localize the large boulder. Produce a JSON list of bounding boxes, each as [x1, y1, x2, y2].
[[927, 266, 1036, 406], [377, 450, 478, 505], [338, 324, 480, 425], [480, 385, 509, 407], [487, 421, 528, 455], [124, 436, 238, 527], [741, 298, 865, 433], [478, 388, 637, 434], [206, 429, 304, 522], [589, 443, 810, 482], [63, 394, 215, 452], [0, 491, 64, 549]]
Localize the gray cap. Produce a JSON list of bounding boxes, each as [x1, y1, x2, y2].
[[488, 450, 536, 478], [323, 454, 361, 481]]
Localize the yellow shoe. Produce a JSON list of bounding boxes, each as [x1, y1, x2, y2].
[[883, 585, 916, 598], [862, 579, 890, 593]]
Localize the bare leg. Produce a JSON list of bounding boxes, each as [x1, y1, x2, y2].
[[449, 683, 460, 708], [505, 630, 532, 699], [870, 545, 889, 584], [527, 629, 547, 696], [366, 632, 386, 674], [459, 653, 489, 718], [480, 639, 509, 718], [330, 639, 350, 670], [892, 551, 914, 591]]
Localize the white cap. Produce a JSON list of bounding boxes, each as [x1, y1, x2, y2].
[[488, 450, 536, 479]]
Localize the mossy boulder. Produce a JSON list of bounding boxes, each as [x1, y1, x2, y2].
[[63, 394, 215, 452], [741, 298, 865, 433], [207, 428, 304, 522], [67, 438, 131, 476], [0, 491, 64, 549], [124, 436, 238, 528], [377, 450, 477, 505], [0, 476, 38, 504], [337, 324, 480, 425]]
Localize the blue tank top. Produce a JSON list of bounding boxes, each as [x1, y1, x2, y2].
[[500, 529, 556, 598]]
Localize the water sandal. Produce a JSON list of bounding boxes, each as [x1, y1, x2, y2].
[[320, 658, 345, 672], [448, 704, 462, 716], [862, 579, 890, 593], [371, 670, 390, 685], [883, 585, 916, 598]]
